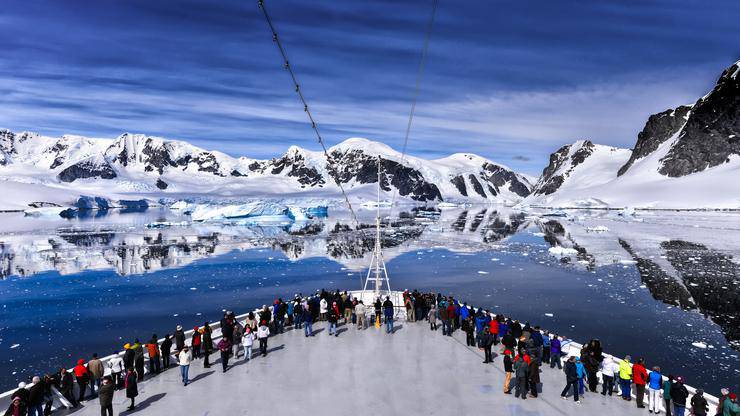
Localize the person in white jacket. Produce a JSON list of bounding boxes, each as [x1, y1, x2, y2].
[[108, 352, 124, 389], [178, 346, 193, 386], [600, 358, 620, 396], [257, 321, 270, 357], [242, 327, 255, 362], [319, 298, 328, 321], [355, 301, 366, 330]]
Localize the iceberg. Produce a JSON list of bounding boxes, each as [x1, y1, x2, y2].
[[190, 202, 326, 224]]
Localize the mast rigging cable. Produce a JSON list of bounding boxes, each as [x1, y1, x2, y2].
[[389, 0, 439, 216], [258, 0, 359, 227]]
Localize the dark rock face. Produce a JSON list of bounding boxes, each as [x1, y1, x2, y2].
[[192, 152, 224, 176], [534, 141, 593, 196], [142, 141, 176, 174], [468, 174, 486, 198], [659, 62, 740, 177], [570, 142, 594, 167], [267, 152, 325, 186], [450, 175, 467, 196], [0, 129, 15, 156], [0, 130, 36, 165], [57, 158, 117, 182], [618, 106, 692, 176], [107, 135, 226, 177], [49, 141, 69, 169], [328, 149, 442, 201], [534, 145, 571, 196], [156, 179, 168, 190], [480, 163, 531, 197], [27, 202, 61, 208]]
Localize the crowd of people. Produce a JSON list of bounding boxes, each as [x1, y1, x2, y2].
[[5, 289, 739, 416]]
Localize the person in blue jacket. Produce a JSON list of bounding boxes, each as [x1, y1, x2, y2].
[[647, 366, 663, 414], [499, 318, 509, 335], [460, 302, 469, 321], [302, 305, 313, 337], [575, 357, 586, 395], [383, 296, 394, 333]]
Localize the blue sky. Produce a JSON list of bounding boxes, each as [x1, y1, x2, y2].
[[0, 0, 738, 175]]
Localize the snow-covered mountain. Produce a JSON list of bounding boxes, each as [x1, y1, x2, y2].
[[0, 132, 532, 210], [525, 60, 740, 209], [529, 140, 631, 202]]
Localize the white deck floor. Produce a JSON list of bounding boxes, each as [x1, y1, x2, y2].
[[59, 321, 660, 416]]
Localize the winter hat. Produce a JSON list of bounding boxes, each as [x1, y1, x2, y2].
[[676, 376, 684, 383], [504, 349, 511, 355], [77, 359, 85, 365], [730, 393, 737, 400], [18, 382, 26, 389], [176, 325, 183, 331], [721, 388, 730, 395], [123, 343, 131, 349], [194, 326, 199, 331]]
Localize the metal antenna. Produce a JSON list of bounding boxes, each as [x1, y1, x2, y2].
[[363, 155, 391, 296]]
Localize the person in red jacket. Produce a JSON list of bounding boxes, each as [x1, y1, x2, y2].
[[445, 303, 456, 336], [489, 318, 499, 345], [191, 327, 202, 358], [632, 358, 649, 409], [73, 359, 90, 402]]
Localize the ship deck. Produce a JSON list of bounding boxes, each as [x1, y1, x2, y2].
[[57, 320, 665, 416]]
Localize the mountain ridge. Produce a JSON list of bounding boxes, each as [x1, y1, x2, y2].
[[0, 130, 533, 209]]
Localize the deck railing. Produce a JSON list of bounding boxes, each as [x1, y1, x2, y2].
[[0, 290, 722, 414]]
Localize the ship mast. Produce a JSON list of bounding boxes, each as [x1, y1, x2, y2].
[[363, 155, 391, 296]]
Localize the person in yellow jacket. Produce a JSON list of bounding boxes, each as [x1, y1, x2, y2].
[[619, 355, 633, 401]]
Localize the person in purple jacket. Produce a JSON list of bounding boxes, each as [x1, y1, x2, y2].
[[550, 334, 563, 369]]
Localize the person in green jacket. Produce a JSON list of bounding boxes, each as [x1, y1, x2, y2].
[[724, 393, 740, 416], [663, 375, 673, 416]]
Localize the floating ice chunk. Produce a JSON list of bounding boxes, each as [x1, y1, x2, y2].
[[586, 225, 609, 232], [437, 202, 461, 209], [618, 207, 636, 216], [691, 342, 707, 349], [361, 200, 391, 209], [146, 221, 188, 228], [548, 246, 578, 256], [544, 313, 554, 317], [531, 232, 545, 237], [10, 344, 20, 349], [23, 207, 66, 217], [619, 259, 638, 265], [169, 200, 196, 213], [477, 271, 489, 275]]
